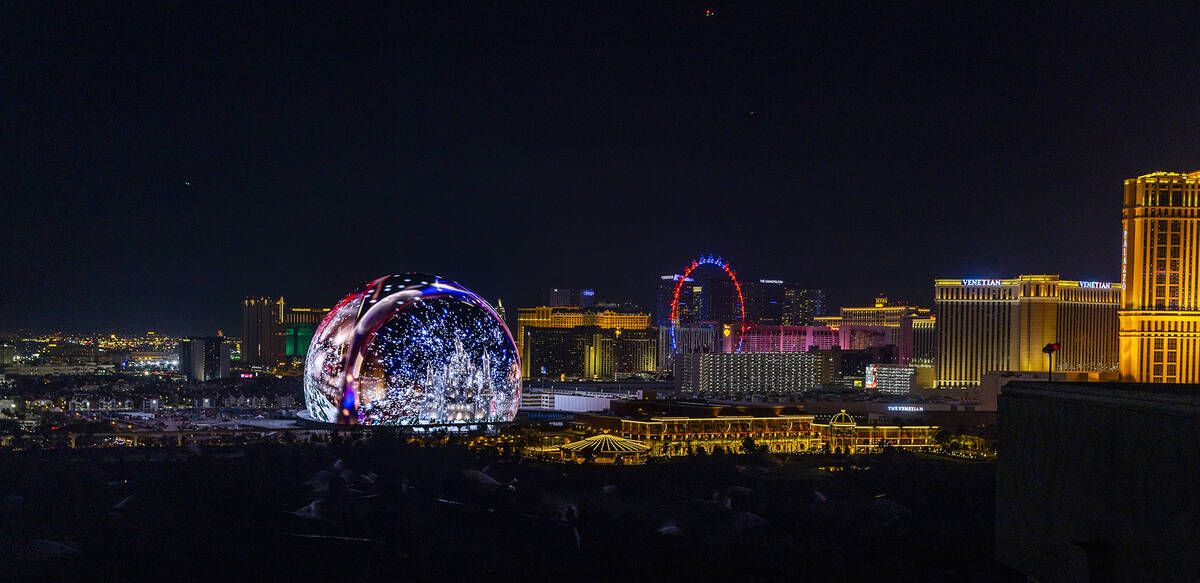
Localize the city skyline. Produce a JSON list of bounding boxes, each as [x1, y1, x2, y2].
[[5, 5, 1197, 335], [8, 6, 1200, 582]]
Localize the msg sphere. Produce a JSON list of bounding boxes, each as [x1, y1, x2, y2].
[[303, 274, 521, 425]]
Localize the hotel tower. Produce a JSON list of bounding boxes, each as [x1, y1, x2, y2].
[[935, 276, 1120, 387], [1119, 171, 1200, 383]]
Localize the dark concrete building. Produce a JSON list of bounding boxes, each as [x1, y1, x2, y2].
[[241, 296, 282, 366], [243, 297, 329, 366], [997, 381, 1200, 581]]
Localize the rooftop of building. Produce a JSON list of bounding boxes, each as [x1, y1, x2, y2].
[[829, 409, 856, 426], [839, 297, 929, 311], [518, 305, 647, 314], [1002, 381, 1200, 414], [560, 434, 651, 453], [523, 380, 673, 391], [933, 275, 1121, 289], [606, 399, 807, 419], [1133, 170, 1200, 180]]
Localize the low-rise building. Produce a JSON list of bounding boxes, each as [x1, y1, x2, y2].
[[574, 407, 939, 456], [520, 389, 616, 413], [67, 396, 135, 411], [0, 397, 24, 415], [222, 394, 269, 409], [5, 364, 115, 376]]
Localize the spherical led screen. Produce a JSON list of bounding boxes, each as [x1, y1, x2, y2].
[[303, 275, 520, 425]]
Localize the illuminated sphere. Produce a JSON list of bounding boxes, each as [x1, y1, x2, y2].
[[303, 274, 521, 425]]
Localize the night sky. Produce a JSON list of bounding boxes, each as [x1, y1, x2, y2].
[[5, 4, 1200, 335]]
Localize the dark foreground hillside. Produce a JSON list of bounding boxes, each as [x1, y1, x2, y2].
[[0, 440, 1014, 583]]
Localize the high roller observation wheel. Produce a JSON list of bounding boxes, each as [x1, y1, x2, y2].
[[669, 255, 746, 354]]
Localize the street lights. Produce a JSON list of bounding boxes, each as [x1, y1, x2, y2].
[[1042, 342, 1060, 382]]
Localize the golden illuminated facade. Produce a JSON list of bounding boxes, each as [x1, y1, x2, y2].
[[613, 413, 938, 455], [518, 307, 649, 337], [516, 306, 653, 378], [1119, 171, 1200, 383], [817, 296, 931, 327], [911, 316, 937, 365], [935, 276, 1120, 386]]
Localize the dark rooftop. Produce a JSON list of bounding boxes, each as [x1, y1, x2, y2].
[[1003, 381, 1200, 411]]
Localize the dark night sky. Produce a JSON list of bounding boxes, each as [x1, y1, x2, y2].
[[4, 4, 1200, 336]]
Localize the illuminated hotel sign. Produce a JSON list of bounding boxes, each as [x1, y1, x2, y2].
[[1079, 281, 1111, 289], [864, 365, 877, 389], [759, 279, 783, 284], [962, 279, 1001, 286], [581, 289, 595, 296], [887, 405, 924, 412], [1121, 229, 1128, 286]]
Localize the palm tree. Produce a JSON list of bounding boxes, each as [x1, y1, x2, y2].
[[934, 429, 951, 452], [740, 436, 757, 455]]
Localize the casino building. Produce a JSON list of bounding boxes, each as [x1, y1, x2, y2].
[[814, 297, 936, 365], [674, 350, 834, 393], [621, 410, 938, 455], [1119, 171, 1200, 383], [241, 297, 330, 367], [517, 306, 655, 380], [934, 276, 1120, 387], [544, 408, 940, 461]]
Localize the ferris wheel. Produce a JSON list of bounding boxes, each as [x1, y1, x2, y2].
[[668, 255, 746, 354]]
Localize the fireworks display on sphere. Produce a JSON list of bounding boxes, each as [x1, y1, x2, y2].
[[303, 274, 521, 425]]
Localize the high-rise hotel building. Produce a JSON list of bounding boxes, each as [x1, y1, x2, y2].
[[516, 306, 655, 379], [242, 297, 331, 366], [242, 296, 283, 366], [1119, 171, 1200, 383], [675, 350, 834, 394], [935, 276, 1120, 386], [815, 297, 936, 364]]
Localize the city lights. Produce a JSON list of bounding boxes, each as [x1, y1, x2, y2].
[[5, 6, 1198, 580]]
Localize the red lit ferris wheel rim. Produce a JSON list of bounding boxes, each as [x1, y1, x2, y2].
[[668, 256, 745, 353]]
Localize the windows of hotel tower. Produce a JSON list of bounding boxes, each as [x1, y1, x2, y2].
[[1151, 220, 1183, 310]]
